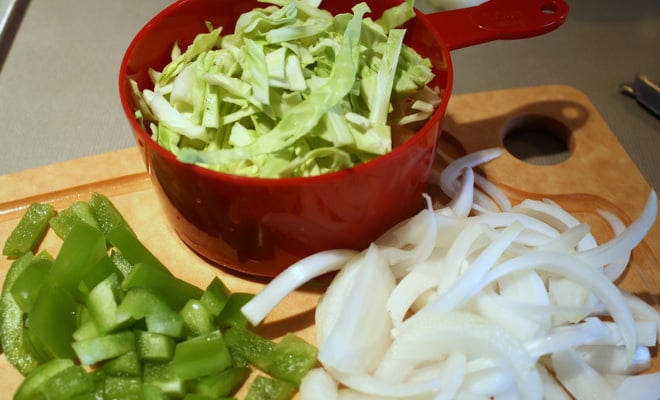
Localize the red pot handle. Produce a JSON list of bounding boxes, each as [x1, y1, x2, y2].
[[424, 0, 569, 51]]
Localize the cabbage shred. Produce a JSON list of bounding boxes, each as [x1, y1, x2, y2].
[[131, 0, 440, 178]]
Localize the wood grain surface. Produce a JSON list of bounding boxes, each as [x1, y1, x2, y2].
[[0, 85, 657, 397]]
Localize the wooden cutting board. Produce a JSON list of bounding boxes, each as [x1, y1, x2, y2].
[[0, 85, 658, 397]]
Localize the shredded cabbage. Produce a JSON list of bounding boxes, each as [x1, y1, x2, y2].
[[131, 0, 439, 178]]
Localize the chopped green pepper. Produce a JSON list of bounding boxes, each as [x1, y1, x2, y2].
[[143, 362, 185, 397], [86, 273, 132, 334], [78, 255, 123, 297], [269, 333, 318, 386], [110, 249, 135, 277], [2, 193, 317, 399], [245, 375, 295, 400], [43, 364, 95, 400], [88, 192, 133, 235], [50, 221, 107, 299], [187, 366, 250, 398], [170, 330, 233, 380], [104, 224, 168, 275], [218, 292, 255, 329], [72, 330, 136, 366], [7, 252, 52, 313], [103, 350, 142, 377], [180, 299, 216, 336], [137, 330, 176, 362], [2, 203, 55, 257], [13, 358, 74, 400], [48, 201, 99, 239], [121, 261, 203, 311], [142, 383, 169, 400], [223, 326, 274, 372], [200, 277, 231, 317], [103, 375, 143, 400], [26, 282, 78, 360], [116, 287, 184, 338], [1, 252, 37, 364]]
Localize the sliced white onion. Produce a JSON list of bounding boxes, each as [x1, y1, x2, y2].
[[436, 148, 504, 198], [547, 278, 598, 324], [461, 364, 518, 399], [386, 266, 439, 329], [330, 368, 442, 398], [576, 344, 651, 375], [480, 252, 638, 361], [454, 168, 479, 218], [415, 222, 524, 315], [619, 289, 660, 342], [474, 291, 549, 341], [318, 245, 395, 374], [537, 364, 572, 400], [614, 371, 660, 400], [375, 311, 543, 400], [551, 349, 618, 400], [473, 171, 512, 212], [576, 190, 657, 267], [300, 368, 339, 400], [598, 209, 631, 281], [244, 147, 659, 399], [381, 195, 438, 278], [241, 249, 358, 326], [523, 317, 611, 359]]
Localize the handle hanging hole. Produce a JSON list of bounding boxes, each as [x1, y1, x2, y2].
[[502, 114, 572, 165]]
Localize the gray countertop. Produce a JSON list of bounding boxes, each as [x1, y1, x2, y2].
[[1, 0, 658, 191]]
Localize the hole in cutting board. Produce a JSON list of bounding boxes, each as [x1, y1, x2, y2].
[[502, 114, 572, 165]]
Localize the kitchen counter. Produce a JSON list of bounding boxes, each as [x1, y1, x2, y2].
[[1, 0, 658, 191]]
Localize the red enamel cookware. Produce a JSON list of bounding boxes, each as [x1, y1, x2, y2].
[[119, 0, 568, 277]]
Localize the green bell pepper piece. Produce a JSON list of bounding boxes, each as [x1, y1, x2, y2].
[[103, 350, 142, 377], [121, 262, 203, 311], [78, 255, 123, 297], [218, 292, 254, 329], [144, 362, 185, 397], [269, 333, 318, 386], [72, 330, 136, 366], [180, 299, 216, 336], [223, 326, 274, 372], [85, 273, 131, 334], [103, 376, 143, 400], [187, 366, 250, 398], [184, 395, 236, 400], [9, 255, 52, 313], [26, 282, 78, 360], [137, 330, 176, 362], [13, 358, 74, 400], [0, 252, 37, 364], [72, 319, 100, 342], [104, 223, 167, 274], [170, 330, 233, 381], [142, 383, 169, 400], [110, 249, 135, 277], [88, 192, 133, 235], [199, 277, 231, 317], [43, 365, 95, 400], [116, 287, 184, 338], [245, 375, 295, 400], [3, 203, 55, 257], [50, 221, 107, 299], [48, 201, 99, 239]]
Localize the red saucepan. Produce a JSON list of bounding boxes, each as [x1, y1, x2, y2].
[[119, 0, 568, 277]]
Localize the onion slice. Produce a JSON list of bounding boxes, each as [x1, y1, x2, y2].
[[242, 147, 660, 399], [241, 249, 358, 326]]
